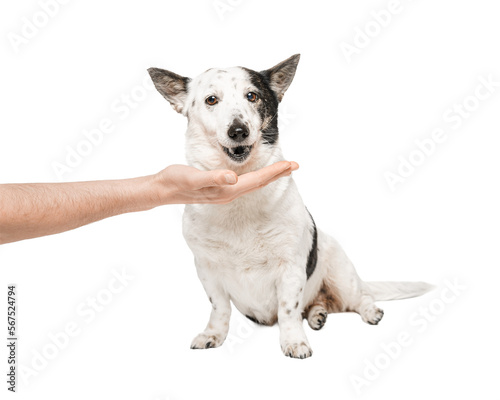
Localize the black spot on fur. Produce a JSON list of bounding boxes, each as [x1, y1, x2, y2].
[[295, 301, 299, 309], [242, 68, 280, 145], [306, 209, 318, 280]]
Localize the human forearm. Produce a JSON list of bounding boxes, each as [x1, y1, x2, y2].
[[0, 176, 158, 244]]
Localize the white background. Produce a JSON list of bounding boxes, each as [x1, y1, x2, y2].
[[1, 0, 499, 399]]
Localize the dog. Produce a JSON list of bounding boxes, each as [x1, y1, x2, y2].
[[148, 54, 433, 358]]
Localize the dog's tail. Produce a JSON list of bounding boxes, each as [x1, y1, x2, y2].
[[364, 281, 434, 301]]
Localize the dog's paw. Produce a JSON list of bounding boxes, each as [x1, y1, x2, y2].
[[361, 306, 384, 325], [190, 332, 225, 350], [307, 305, 328, 330], [281, 341, 313, 359]]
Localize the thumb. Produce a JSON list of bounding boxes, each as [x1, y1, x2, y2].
[[217, 170, 238, 186], [197, 169, 238, 188]]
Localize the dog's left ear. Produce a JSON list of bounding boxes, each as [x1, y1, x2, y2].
[[148, 68, 191, 114], [262, 54, 300, 102]]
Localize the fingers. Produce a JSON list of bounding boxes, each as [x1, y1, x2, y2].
[[236, 161, 298, 191], [191, 161, 297, 191], [227, 163, 295, 200], [256, 160, 296, 182], [215, 160, 298, 188]]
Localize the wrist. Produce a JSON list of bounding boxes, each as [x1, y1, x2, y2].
[[148, 171, 179, 207]]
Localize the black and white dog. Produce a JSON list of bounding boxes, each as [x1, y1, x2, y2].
[[148, 55, 432, 358]]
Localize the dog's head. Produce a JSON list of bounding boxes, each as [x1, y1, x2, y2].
[[148, 55, 300, 171]]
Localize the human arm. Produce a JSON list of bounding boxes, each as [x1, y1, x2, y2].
[[0, 161, 298, 244]]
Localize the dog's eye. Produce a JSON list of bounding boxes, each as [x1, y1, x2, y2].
[[206, 96, 218, 106], [246, 92, 258, 102]]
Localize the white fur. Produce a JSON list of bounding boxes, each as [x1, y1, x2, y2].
[[150, 61, 433, 358]]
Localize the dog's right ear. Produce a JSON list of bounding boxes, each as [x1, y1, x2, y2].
[[147, 68, 191, 114]]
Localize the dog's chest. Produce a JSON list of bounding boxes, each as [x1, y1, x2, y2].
[[183, 203, 294, 270], [182, 196, 306, 319]]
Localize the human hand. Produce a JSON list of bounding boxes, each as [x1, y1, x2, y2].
[[152, 161, 299, 205]]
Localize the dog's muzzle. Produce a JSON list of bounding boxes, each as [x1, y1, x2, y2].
[[223, 120, 252, 162]]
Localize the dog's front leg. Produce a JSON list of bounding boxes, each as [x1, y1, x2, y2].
[[190, 267, 231, 350], [277, 266, 312, 359]]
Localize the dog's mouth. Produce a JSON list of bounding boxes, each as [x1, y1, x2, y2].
[[222, 145, 253, 163]]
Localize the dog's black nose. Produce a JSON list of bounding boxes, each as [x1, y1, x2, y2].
[[228, 122, 249, 143]]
